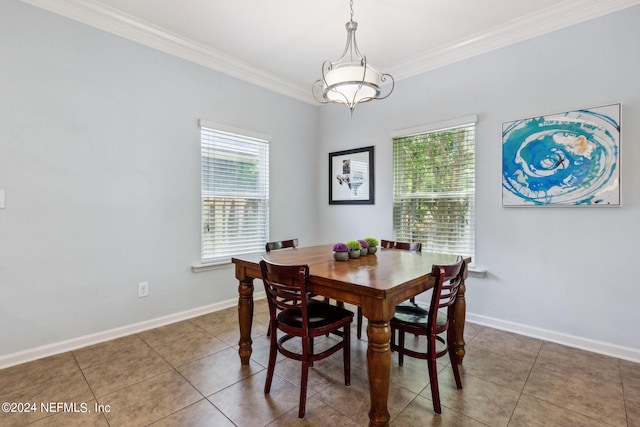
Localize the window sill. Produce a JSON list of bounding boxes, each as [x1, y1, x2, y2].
[[468, 266, 487, 278], [192, 260, 233, 273]]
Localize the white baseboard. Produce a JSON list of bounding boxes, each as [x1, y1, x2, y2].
[[0, 291, 267, 369], [467, 313, 640, 363], [3, 297, 637, 369]]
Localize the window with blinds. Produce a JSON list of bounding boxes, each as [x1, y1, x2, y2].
[[392, 119, 475, 259], [200, 121, 269, 264]]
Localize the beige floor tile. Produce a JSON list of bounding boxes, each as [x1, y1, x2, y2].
[[99, 370, 202, 426], [150, 328, 230, 367], [28, 400, 110, 427], [208, 370, 302, 427], [0, 352, 79, 394], [0, 369, 94, 426], [314, 364, 417, 426], [138, 320, 208, 348], [626, 393, 640, 427], [466, 328, 542, 365], [426, 369, 520, 427], [249, 333, 282, 368], [462, 322, 484, 342], [311, 363, 370, 409], [270, 354, 349, 398], [523, 362, 626, 427], [2, 312, 638, 427], [189, 308, 239, 332], [348, 336, 370, 369], [82, 346, 172, 396], [254, 310, 271, 327], [535, 341, 622, 385], [148, 398, 235, 427], [177, 347, 264, 396], [621, 358, 640, 399], [460, 346, 534, 392], [192, 316, 242, 346], [388, 352, 431, 394], [73, 334, 151, 369], [267, 396, 363, 426], [391, 395, 489, 427], [509, 394, 617, 427]]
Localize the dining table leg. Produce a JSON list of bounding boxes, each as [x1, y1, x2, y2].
[[237, 277, 254, 365], [453, 278, 467, 363], [366, 319, 392, 427]]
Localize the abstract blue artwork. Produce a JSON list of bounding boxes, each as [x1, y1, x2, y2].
[[502, 104, 620, 206]]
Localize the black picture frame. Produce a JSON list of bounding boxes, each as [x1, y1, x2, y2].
[[329, 146, 375, 205]]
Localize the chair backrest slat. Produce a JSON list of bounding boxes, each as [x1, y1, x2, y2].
[[429, 259, 466, 329], [380, 239, 395, 248], [381, 239, 422, 252], [265, 238, 298, 252], [260, 259, 310, 329]]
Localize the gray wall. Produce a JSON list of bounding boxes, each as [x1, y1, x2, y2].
[[2, 1, 640, 364], [316, 6, 640, 358], [0, 1, 318, 359]]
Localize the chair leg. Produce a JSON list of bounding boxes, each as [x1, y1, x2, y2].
[[427, 336, 442, 414], [398, 330, 405, 366], [448, 331, 463, 389], [390, 326, 395, 352], [264, 330, 278, 394], [299, 360, 309, 418], [343, 325, 351, 386], [356, 307, 363, 339]]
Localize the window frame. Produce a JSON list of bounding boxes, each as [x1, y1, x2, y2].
[[199, 120, 270, 265], [391, 115, 477, 261]]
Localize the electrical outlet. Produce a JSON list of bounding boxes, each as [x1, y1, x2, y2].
[[138, 282, 149, 298]]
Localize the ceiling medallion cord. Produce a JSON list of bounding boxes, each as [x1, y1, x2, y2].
[[312, 0, 394, 116]]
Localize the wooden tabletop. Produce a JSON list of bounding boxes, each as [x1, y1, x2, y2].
[[232, 244, 463, 307]]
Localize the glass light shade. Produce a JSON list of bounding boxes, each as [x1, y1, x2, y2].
[[323, 64, 381, 104]]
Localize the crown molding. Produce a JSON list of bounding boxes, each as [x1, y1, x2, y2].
[[20, 0, 312, 103], [20, 0, 640, 105], [387, 0, 640, 81]]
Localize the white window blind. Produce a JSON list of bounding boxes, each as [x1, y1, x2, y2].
[[392, 119, 476, 259], [200, 122, 269, 263]]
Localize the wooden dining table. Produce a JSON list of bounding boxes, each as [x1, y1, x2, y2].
[[231, 244, 470, 427]]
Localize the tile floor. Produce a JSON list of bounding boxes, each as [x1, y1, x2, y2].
[[1, 300, 639, 426]]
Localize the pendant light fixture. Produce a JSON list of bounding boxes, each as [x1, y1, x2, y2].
[[312, 0, 394, 115]]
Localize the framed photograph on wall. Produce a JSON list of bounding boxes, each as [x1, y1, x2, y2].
[[502, 103, 620, 206], [329, 146, 374, 205]]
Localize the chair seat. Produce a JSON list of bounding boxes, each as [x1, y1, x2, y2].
[[393, 302, 447, 328], [278, 300, 353, 330]]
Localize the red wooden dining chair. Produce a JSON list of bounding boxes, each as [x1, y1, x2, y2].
[[356, 240, 422, 339], [259, 259, 353, 418], [380, 239, 422, 251], [265, 238, 298, 252], [265, 239, 299, 336], [390, 258, 466, 414], [394, 241, 422, 252], [380, 239, 396, 248]]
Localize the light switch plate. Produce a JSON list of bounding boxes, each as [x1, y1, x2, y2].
[[0, 189, 5, 208]]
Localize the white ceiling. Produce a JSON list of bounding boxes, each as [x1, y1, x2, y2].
[[22, 0, 640, 103]]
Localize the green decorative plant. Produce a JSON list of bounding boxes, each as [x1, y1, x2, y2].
[[346, 240, 362, 251], [364, 237, 378, 248]]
